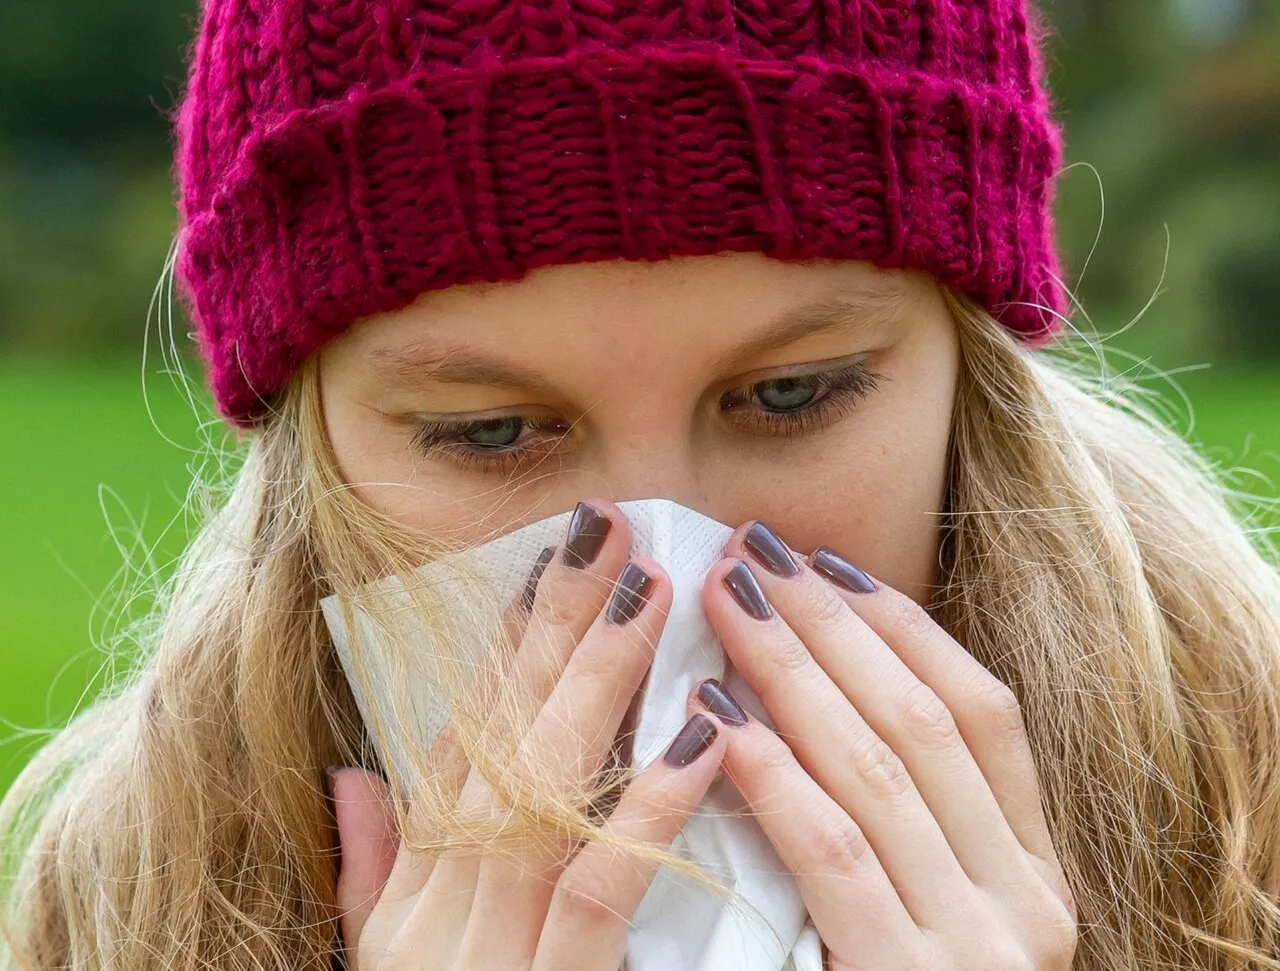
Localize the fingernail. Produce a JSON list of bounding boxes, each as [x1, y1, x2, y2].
[[663, 713, 719, 768], [606, 562, 654, 625], [697, 679, 748, 727], [562, 501, 611, 569], [723, 560, 773, 620], [743, 521, 799, 578], [520, 545, 557, 610], [811, 546, 877, 594]]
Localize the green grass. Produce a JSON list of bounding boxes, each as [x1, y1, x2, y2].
[[0, 359, 211, 798], [0, 360, 1277, 799]]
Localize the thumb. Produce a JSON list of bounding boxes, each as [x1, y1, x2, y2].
[[327, 766, 399, 963]]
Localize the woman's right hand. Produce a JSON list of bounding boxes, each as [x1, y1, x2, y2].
[[326, 499, 729, 971]]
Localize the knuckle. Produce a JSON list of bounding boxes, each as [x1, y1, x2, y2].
[[1037, 858, 1077, 917], [899, 681, 961, 751], [557, 658, 618, 720], [806, 583, 852, 630], [727, 731, 797, 816], [884, 588, 935, 640], [536, 573, 609, 632], [554, 867, 622, 927], [537, 586, 584, 631], [567, 631, 649, 697], [975, 682, 1028, 745], [1025, 884, 1080, 958], [806, 811, 872, 872], [850, 735, 914, 800], [573, 636, 629, 685], [764, 636, 815, 677], [755, 731, 800, 778], [1033, 919, 1079, 963]]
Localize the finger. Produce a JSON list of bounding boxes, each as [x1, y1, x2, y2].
[[373, 723, 473, 907], [702, 555, 975, 928], [329, 767, 400, 963], [800, 542, 1061, 872], [532, 712, 727, 971], [724, 522, 1037, 894], [411, 542, 555, 813], [470, 542, 557, 726], [374, 567, 549, 908], [689, 681, 921, 966], [455, 557, 672, 966], [483, 499, 633, 746], [382, 499, 633, 908], [519, 556, 671, 795]]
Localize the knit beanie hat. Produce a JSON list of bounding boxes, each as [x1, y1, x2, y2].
[[171, 0, 1067, 429]]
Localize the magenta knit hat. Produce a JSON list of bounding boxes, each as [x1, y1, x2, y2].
[[171, 0, 1067, 429]]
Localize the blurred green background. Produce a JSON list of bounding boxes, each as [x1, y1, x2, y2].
[[1, 0, 1278, 797]]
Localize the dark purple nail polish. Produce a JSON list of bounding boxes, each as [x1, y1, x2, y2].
[[811, 546, 876, 594], [697, 679, 747, 727], [606, 562, 653, 625], [743, 521, 800, 578], [663, 713, 719, 768], [562, 502, 611, 569], [520, 545, 557, 611], [722, 560, 773, 621]]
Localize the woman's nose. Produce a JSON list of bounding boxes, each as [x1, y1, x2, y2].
[[589, 437, 711, 516]]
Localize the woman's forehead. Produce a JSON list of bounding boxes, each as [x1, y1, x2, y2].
[[332, 253, 938, 381]]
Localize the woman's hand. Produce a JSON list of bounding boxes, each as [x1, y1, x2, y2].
[[692, 521, 1078, 971], [326, 499, 728, 971]]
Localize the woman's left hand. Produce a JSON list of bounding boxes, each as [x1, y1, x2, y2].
[[693, 521, 1078, 971]]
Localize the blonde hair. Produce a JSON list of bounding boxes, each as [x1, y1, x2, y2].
[[3, 287, 1280, 970]]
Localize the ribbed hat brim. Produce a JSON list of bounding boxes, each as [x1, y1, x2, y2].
[[176, 41, 1066, 427]]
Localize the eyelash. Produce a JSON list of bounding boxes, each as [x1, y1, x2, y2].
[[409, 362, 884, 473]]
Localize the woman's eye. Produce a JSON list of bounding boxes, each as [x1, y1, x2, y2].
[[409, 414, 570, 471], [462, 417, 523, 448], [721, 361, 884, 438], [756, 377, 819, 411]]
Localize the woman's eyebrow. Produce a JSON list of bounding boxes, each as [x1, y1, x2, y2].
[[367, 344, 561, 394], [716, 291, 902, 372], [367, 289, 901, 389]]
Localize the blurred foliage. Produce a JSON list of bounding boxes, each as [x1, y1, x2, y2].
[[0, 0, 195, 356], [1046, 0, 1280, 365], [0, 0, 1278, 367]]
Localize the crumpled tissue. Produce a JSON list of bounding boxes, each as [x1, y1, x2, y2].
[[320, 498, 823, 971]]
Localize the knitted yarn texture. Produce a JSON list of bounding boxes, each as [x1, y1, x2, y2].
[[171, 0, 1068, 428]]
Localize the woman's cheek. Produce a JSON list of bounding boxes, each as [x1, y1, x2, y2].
[[724, 416, 950, 605], [322, 414, 479, 533]]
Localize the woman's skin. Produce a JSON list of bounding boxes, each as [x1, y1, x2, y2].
[[318, 253, 1078, 969]]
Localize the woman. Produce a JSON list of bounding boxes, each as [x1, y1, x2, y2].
[[4, 0, 1280, 968]]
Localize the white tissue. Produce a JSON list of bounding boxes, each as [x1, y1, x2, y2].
[[320, 498, 820, 971]]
